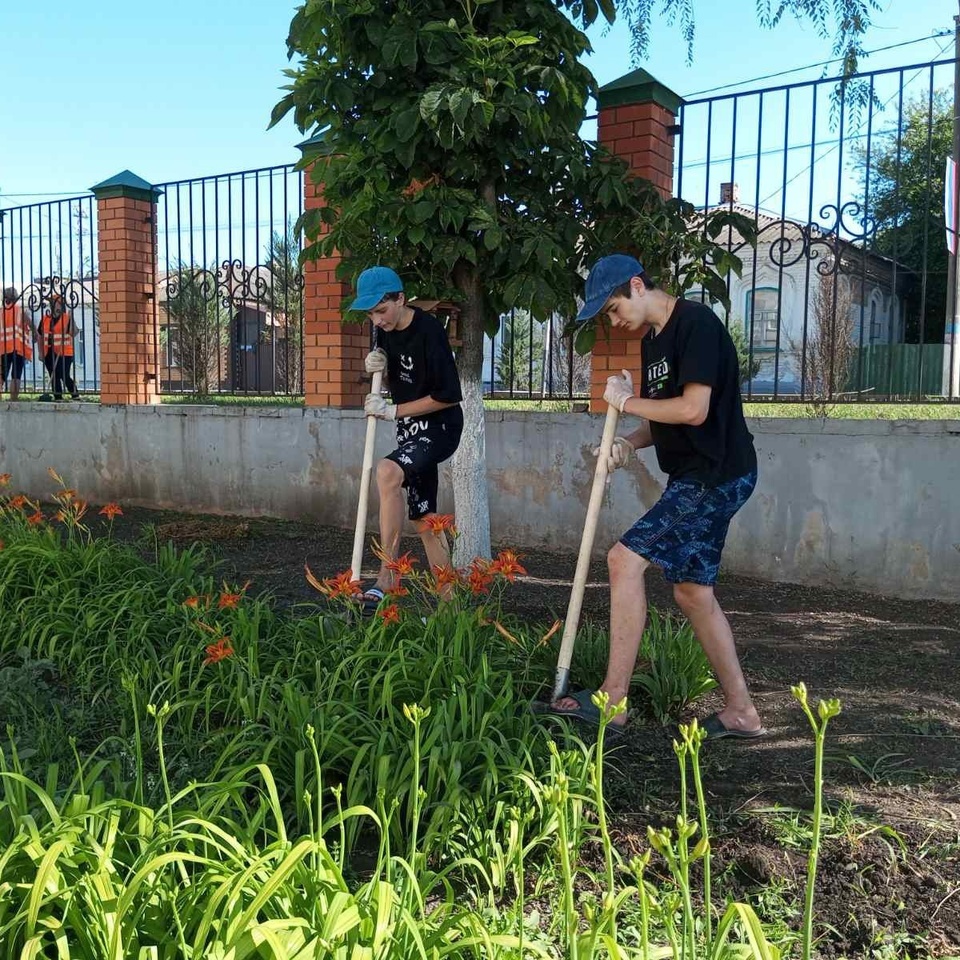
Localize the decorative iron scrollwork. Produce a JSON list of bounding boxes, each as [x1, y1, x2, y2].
[[732, 200, 879, 277], [161, 260, 304, 310], [12, 276, 97, 314]]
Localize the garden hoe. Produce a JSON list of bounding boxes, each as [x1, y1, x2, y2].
[[550, 399, 620, 704], [350, 329, 382, 583]]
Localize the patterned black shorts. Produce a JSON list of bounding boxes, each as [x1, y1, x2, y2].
[[385, 415, 462, 521], [620, 471, 757, 585]]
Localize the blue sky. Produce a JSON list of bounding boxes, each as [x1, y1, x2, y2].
[[0, 0, 952, 206]]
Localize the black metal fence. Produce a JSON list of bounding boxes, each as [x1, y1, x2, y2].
[[676, 55, 958, 402], [483, 309, 590, 401], [154, 165, 305, 396], [0, 195, 98, 397]]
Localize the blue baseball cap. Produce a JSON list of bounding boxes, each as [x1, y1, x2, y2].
[[349, 266, 404, 311], [576, 254, 645, 323]]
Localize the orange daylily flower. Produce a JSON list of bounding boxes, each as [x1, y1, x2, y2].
[[217, 582, 249, 609], [386, 584, 410, 598], [9, 495, 27, 510], [99, 503, 123, 520], [203, 637, 234, 665], [26, 511, 44, 526], [184, 595, 212, 609], [386, 551, 418, 576], [431, 564, 462, 592], [0, 474, 11, 487], [489, 549, 527, 582], [422, 514, 457, 535], [378, 603, 401, 624], [305, 564, 362, 600], [467, 561, 494, 596], [59, 489, 76, 501]]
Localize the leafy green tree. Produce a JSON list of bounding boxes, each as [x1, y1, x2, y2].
[[856, 93, 951, 345], [274, 1, 757, 559], [495, 310, 545, 394], [263, 221, 304, 393], [162, 263, 227, 396]]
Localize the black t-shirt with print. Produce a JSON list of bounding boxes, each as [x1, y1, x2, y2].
[[640, 299, 756, 485], [382, 307, 463, 428]]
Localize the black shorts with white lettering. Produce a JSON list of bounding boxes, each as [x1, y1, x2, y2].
[[385, 409, 463, 521]]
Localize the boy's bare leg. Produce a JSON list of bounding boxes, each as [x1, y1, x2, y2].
[[551, 542, 650, 725], [373, 458, 406, 592], [673, 582, 762, 733]]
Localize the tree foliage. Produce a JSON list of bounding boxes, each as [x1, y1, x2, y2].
[[856, 93, 951, 344], [273, 0, 758, 557]]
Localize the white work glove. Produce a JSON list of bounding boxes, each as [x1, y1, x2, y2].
[[364, 392, 397, 420], [593, 436, 635, 475], [364, 348, 387, 374], [603, 369, 635, 413]]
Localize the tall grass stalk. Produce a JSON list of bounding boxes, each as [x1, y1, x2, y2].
[[793, 683, 842, 960], [680, 719, 712, 948]]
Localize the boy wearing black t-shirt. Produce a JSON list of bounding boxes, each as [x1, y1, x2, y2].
[[549, 254, 764, 741], [350, 266, 463, 611]]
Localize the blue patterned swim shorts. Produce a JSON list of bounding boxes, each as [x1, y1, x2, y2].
[[620, 471, 757, 585]]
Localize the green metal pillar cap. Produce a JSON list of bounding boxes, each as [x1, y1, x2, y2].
[[296, 127, 334, 160], [597, 68, 683, 114], [91, 170, 163, 202]]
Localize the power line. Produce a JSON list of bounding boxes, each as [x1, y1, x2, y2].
[[754, 36, 954, 208], [681, 31, 952, 99]]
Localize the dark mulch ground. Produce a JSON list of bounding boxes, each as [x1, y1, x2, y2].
[[107, 507, 960, 957]]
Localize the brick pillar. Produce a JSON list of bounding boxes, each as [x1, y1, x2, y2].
[[590, 70, 682, 411], [91, 171, 161, 405], [298, 135, 366, 408]]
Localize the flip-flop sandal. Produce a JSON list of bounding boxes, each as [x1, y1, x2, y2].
[[701, 712, 766, 741], [537, 690, 626, 737], [357, 587, 384, 617]]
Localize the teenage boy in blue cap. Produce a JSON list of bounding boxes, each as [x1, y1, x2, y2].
[[350, 266, 463, 612], [549, 254, 764, 740]]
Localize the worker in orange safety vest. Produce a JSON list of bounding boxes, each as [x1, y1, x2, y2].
[[37, 294, 80, 401], [1, 286, 35, 402]]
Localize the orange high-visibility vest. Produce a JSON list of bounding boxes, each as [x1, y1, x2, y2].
[[39, 312, 74, 357], [1, 304, 33, 360]]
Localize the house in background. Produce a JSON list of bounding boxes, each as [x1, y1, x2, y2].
[[157, 265, 301, 394], [692, 183, 925, 397]]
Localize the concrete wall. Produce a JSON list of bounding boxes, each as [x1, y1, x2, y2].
[[1, 402, 958, 600]]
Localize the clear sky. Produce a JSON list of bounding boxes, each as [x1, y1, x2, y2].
[[0, 0, 953, 206]]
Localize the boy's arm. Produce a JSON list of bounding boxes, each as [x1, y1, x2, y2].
[[395, 396, 458, 419], [620, 385, 711, 426], [624, 419, 653, 449]]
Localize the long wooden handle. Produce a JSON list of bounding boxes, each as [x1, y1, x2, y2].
[[351, 369, 383, 580], [552, 401, 620, 702]]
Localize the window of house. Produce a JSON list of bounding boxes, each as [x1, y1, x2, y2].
[[162, 325, 180, 367], [869, 301, 882, 342], [745, 288, 780, 349]]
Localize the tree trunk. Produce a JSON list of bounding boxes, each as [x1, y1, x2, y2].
[[451, 261, 492, 565]]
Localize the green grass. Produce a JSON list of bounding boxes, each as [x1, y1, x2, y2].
[[9, 391, 960, 418], [743, 401, 960, 419]]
